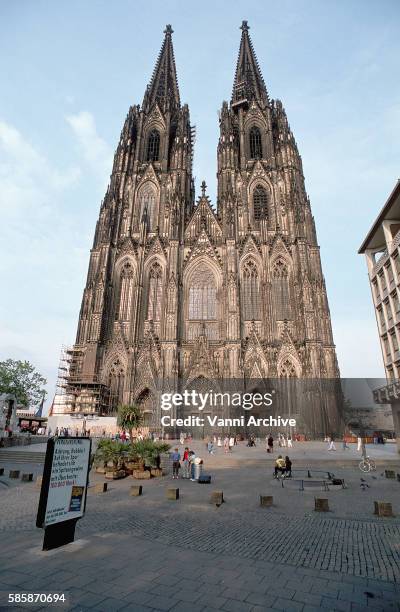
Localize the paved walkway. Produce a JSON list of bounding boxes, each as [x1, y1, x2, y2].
[[1, 441, 400, 611]]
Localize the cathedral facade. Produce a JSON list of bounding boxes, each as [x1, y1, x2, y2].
[[62, 22, 342, 437]]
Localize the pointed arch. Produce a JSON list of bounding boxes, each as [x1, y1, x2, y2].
[[249, 125, 262, 159], [147, 261, 163, 322], [272, 258, 292, 320], [116, 262, 134, 321], [242, 259, 261, 320], [146, 129, 160, 162]]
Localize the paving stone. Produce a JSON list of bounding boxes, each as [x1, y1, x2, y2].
[[272, 598, 304, 611], [91, 596, 130, 611], [145, 595, 179, 611]]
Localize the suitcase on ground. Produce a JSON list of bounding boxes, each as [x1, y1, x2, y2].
[[198, 474, 211, 483]]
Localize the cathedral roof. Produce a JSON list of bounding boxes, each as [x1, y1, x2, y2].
[[232, 21, 269, 107], [142, 25, 181, 113]]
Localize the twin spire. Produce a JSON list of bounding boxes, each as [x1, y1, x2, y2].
[[143, 21, 268, 112], [143, 24, 181, 113]]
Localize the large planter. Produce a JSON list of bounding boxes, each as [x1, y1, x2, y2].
[[150, 468, 163, 478], [126, 461, 145, 471], [105, 469, 126, 480], [95, 467, 107, 474], [132, 470, 151, 480]]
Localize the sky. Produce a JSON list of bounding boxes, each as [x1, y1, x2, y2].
[[0, 0, 399, 409]]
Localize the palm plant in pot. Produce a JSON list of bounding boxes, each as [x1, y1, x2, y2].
[[94, 439, 127, 479], [117, 403, 143, 441], [127, 440, 170, 478]]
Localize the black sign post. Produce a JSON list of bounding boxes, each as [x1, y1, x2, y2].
[[36, 436, 92, 551]]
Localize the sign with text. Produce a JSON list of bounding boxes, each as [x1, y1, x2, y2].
[[36, 437, 91, 529]]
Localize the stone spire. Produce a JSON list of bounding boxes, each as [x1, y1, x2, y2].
[[232, 20, 269, 107], [142, 24, 181, 113]]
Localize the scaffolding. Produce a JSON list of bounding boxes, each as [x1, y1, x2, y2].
[[53, 345, 111, 416]]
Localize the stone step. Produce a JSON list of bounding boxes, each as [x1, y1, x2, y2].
[[0, 450, 46, 463]]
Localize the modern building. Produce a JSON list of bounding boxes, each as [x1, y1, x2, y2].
[[359, 179, 400, 450], [55, 23, 342, 437]]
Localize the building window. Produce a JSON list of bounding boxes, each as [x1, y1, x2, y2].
[[386, 263, 394, 286], [249, 126, 262, 159], [253, 185, 268, 221], [146, 129, 160, 162], [393, 291, 400, 316], [272, 259, 292, 320], [372, 279, 379, 302], [379, 271, 387, 293], [377, 307, 386, 332], [385, 299, 393, 327], [188, 264, 217, 320], [383, 335, 391, 360], [391, 331, 399, 354], [108, 359, 125, 411], [242, 260, 260, 320], [393, 253, 400, 278], [147, 262, 163, 322], [117, 263, 134, 321]]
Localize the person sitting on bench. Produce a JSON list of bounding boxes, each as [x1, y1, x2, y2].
[[284, 455, 292, 478], [274, 455, 286, 477]]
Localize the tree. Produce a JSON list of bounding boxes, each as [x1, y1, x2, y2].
[[117, 403, 143, 439], [0, 359, 47, 408]]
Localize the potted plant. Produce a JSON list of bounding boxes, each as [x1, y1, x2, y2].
[[94, 439, 127, 479], [117, 403, 143, 441], [128, 440, 170, 478]]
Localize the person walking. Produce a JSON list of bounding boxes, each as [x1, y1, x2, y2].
[[229, 435, 234, 452], [217, 436, 222, 448], [357, 435, 362, 452], [182, 447, 190, 478], [267, 434, 274, 454], [223, 435, 229, 454], [287, 434, 293, 448], [207, 441, 214, 455], [170, 447, 181, 479], [342, 435, 348, 450], [189, 450, 196, 481], [328, 436, 336, 451]]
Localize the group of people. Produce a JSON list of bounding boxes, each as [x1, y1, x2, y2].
[[170, 447, 203, 481], [274, 455, 292, 478], [266, 433, 294, 453]]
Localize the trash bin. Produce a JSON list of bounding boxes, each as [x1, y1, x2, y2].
[[194, 461, 203, 481]]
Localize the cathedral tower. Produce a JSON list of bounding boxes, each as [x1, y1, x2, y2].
[[59, 23, 342, 436]]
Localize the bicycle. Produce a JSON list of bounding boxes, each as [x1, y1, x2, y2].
[[359, 456, 376, 473]]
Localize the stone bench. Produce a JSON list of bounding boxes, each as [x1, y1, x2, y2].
[[260, 495, 273, 507], [21, 473, 33, 482], [166, 488, 179, 500], [130, 485, 143, 496], [210, 491, 224, 506], [315, 498, 329, 512], [374, 501, 394, 517], [9, 470, 20, 479], [94, 482, 108, 493]]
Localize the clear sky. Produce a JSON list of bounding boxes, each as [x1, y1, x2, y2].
[[1, 0, 399, 408]]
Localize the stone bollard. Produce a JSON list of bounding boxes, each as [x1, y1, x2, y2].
[[260, 495, 273, 507], [21, 473, 33, 482], [167, 488, 179, 500], [385, 470, 396, 479], [94, 482, 108, 493], [130, 485, 143, 496], [314, 498, 329, 512], [397, 474, 400, 483], [374, 501, 394, 517], [36, 476, 43, 488], [9, 470, 20, 479], [0, 467, 4, 476], [210, 491, 224, 507]]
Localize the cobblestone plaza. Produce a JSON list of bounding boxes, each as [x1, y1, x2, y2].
[[1, 441, 400, 611]]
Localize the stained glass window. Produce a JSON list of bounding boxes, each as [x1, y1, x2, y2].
[[253, 185, 268, 221], [188, 264, 217, 320], [243, 260, 260, 319], [147, 262, 163, 321], [249, 126, 262, 159], [146, 129, 160, 162], [272, 259, 292, 320]]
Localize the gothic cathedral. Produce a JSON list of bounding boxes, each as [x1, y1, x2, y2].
[[64, 22, 342, 437]]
